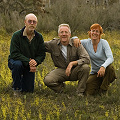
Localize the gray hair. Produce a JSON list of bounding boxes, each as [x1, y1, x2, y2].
[[58, 24, 71, 34]]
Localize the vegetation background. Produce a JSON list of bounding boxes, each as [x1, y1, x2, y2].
[[0, 0, 120, 119]]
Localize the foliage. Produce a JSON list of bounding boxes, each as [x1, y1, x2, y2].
[[0, 30, 120, 120], [0, 0, 120, 33]]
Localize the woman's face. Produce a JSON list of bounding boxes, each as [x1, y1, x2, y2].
[[90, 27, 100, 40]]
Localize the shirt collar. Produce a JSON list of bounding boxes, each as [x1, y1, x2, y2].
[[57, 38, 73, 46], [23, 28, 35, 40]]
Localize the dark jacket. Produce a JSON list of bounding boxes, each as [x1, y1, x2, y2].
[[8, 27, 46, 67]]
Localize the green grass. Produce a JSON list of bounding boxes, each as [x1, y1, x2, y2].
[[0, 30, 120, 120]]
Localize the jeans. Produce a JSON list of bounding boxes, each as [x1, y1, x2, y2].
[[8, 59, 35, 92]]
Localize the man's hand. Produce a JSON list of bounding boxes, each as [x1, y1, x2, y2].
[[66, 62, 73, 76], [29, 59, 37, 67], [97, 66, 105, 77], [29, 59, 37, 72], [73, 38, 81, 47]]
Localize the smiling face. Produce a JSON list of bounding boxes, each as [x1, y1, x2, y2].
[[90, 27, 100, 41], [24, 14, 37, 33], [88, 23, 103, 41], [58, 26, 71, 46]]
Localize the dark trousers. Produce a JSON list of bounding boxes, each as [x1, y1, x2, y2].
[[8, 59, 35, 92], [85, 64, 116, 95]]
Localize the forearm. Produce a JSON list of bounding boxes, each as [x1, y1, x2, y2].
[[66, 61, 78, 76], [69, 61, 78, 66], [101, 57, 113, 68]]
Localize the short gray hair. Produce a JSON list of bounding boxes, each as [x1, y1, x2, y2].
[[58, 24, 71, 34]]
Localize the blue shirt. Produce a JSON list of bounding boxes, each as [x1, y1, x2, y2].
[[80, 38, 113, 74]]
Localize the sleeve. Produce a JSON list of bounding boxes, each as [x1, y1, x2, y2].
[[72, 36, 78, 39], [34, 35, 46, 65], [44, 38, 57, 53], [101, 40, 114, 68], [10, 33, 30, 67], [77, 44, 90, 66]]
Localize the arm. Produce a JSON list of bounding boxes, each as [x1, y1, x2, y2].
[[44, 41, 51, 53], [97, 40, 113, 77], [72, 36, 81, 47], [44, 38, 58, 53], [77, 44, 90, 66], [66, 61, 78, 76], [30, 34, 46, 72], [101, 40, 114, 68], [10, 33, 30, 67], [34, 35, 46, 66], [66, 44, 90, 76]]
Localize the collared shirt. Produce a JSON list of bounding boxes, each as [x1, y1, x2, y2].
[[23, 28, 35, 42], [44, 38, 90, 69], [61, 45, 67, 60], [81, 38, 114, 74]]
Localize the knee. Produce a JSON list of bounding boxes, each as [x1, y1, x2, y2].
[[13, 60, 23, 70], [106, 64, 115, 72], [81, 64, 90, 73], [44, 75, 53, 86]]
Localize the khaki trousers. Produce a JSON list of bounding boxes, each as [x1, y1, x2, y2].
[[44, 64, 90, 93], [85, 64, 117, 95]]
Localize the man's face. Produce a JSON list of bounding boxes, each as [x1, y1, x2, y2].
[[58, 26, 71, 46], [90, 27, 100, 40], [24, 15, 37, 32]]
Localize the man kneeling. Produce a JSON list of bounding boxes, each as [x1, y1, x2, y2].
[[44, 24, 90, 97]]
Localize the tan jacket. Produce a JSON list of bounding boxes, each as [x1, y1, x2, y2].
[[45, 38, 90, 69]]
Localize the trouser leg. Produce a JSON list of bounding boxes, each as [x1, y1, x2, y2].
[[85, 74, 102, 95], [8, 59, 23, 90], [8, 59, 35, 92], [100, 64, 116, 90], [44, 68, 68, 92], [22, 69, 35, 92], [85, 65, 116, 95], [69, 64, 90, 93]]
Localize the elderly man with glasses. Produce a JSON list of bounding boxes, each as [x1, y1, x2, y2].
[[8, 13, 46, 94]]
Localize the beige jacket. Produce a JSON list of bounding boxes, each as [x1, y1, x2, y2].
[[45, 38, 90, 69]]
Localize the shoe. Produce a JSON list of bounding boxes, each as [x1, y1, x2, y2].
[[13, 89, 21, 96], [54, 82, 66, 94]]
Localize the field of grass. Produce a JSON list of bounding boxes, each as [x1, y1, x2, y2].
[[0, 29, 120, 120]]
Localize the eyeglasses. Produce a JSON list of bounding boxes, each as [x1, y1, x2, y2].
[[28, 20, 37, 25]]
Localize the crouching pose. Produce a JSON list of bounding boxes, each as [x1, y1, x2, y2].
[[8, 13, 46, 93], [73, 23, 117, 96], [44, 24, 90, 97]]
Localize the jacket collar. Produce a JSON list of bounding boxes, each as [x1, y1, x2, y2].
[[57, 38, 73, 46], [21, 26, 39, 38]]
